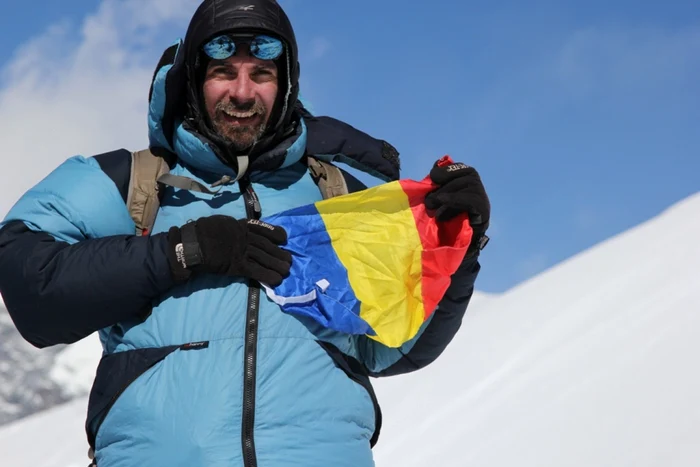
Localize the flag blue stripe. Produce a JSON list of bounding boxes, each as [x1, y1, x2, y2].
[[264, 203, 373, 335]]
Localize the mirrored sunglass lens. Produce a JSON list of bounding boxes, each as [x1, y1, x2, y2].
[[203, 35, 236, 60], [250, 35, 284, 60]]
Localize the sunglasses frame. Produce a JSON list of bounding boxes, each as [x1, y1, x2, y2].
[[202, 33, 285, 62]]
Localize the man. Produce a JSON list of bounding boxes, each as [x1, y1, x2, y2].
[[0, 0, 490, 466]]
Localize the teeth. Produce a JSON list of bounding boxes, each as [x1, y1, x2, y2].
[[224, 109, 256, 118]]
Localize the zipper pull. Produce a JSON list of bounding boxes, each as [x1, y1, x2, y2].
[[246, 185, 262, 218]]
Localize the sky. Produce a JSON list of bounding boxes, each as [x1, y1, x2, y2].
[[0, 0, 698, 294]]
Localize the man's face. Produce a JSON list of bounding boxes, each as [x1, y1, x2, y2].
[[202, 47, 279, 152]]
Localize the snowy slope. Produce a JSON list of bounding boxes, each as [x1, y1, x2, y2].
[[0, 398, 87, 467], [0, 192, 699, 467], [372, 192, 700, 467]]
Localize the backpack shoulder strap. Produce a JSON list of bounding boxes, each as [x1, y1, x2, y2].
[[307, 156, 349, 199], [126, 151, 345, 235], [127, 149, 170, 236]]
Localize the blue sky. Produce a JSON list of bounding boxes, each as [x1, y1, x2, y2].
[[0, 0, 698, 294]]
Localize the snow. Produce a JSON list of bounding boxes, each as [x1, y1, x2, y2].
[[0, 306, 71, 426], [0, 398, 88, 467], [372, 192, 700, 467], [0, 192, 699, 466], [49, 335, 102, 398]]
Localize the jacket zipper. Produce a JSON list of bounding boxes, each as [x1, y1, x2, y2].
[[241, 179, 261, 467]]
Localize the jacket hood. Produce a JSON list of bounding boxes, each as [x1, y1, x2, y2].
[[147, 0, 303, 179], [148, 38, 307, 180]]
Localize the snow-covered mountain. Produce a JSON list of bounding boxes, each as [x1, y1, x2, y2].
[[0, 303, 73, 426], [372, 192, 700, 467], [0, 291, 105, 427], [1, 192, 699, 466]]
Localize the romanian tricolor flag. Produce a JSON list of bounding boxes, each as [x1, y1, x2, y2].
[[263, 156, 473, 348]]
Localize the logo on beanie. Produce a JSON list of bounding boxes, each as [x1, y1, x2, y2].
[[234, 5, 255, 11]]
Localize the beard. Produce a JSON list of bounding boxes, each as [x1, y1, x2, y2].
[[210, 99, 269, 152]]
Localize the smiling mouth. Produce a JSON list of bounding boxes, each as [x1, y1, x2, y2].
[[221, 109, 259, 125]]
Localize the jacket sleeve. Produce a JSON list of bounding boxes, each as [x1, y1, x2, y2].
[[0, 156, 175, 348], [356, 252, 481, 377]]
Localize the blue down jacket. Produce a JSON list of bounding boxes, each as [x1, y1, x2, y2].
[[0, 43, 481, 467]]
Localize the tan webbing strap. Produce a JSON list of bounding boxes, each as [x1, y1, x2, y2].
[[127, 149, 169, 236], [126, 152, 348, 237], [307, 156, 349, 200]]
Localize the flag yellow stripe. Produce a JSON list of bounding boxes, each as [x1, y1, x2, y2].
[[316, 181, 426, 347]]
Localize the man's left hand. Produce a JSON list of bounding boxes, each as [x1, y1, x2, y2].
[[425, 161, 491, 251]]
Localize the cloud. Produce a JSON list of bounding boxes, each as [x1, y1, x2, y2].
[[553, 25, 700, 99], [517, 253, 550, 280], [309, 37, 332, 61], [460, 23, 700, 150], [574, 206, 600, 231], [0, 0, 200, 218]]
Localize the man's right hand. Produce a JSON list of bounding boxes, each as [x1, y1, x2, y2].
[[166, 215, 292, 286]]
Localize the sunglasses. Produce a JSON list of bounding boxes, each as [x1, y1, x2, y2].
[[202, 34, 284, 61]]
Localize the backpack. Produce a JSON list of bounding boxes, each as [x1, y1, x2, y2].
[[126, 148, 349, 236]]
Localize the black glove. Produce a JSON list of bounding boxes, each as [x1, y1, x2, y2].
[[425, 161, 491, 252], [166, 215, 292, 286]]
